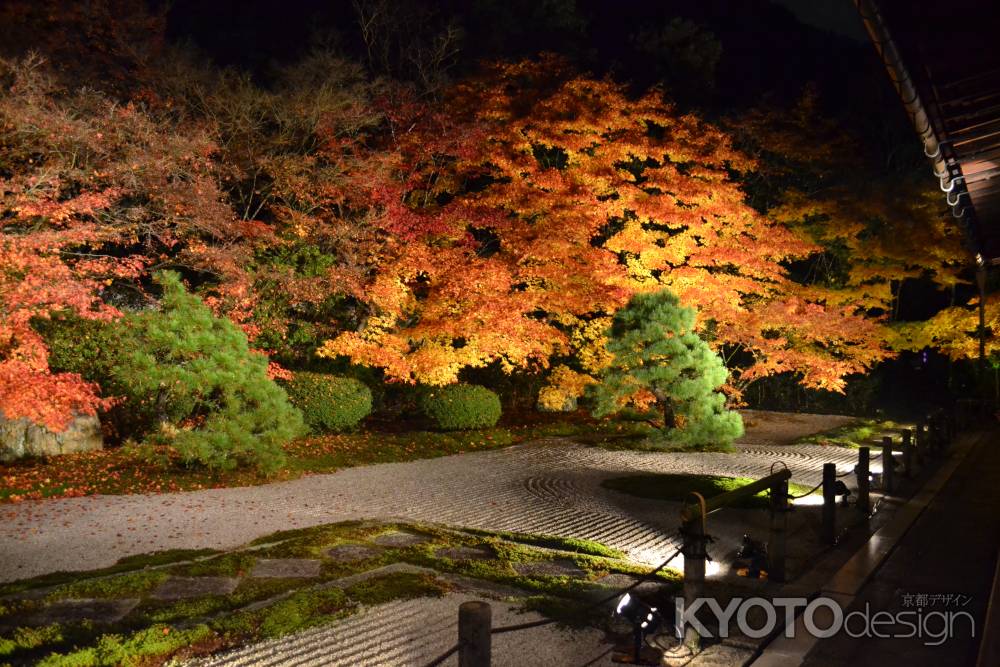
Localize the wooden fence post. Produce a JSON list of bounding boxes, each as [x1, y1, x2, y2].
[[769, 478, 788, 582], [856, 447, 870, 514], [459, 601, 491, 667], [881, 436, 895, 494], [681, 508, 707, 651], [822, 463, 836, 544], [902, 429, 914, 478]]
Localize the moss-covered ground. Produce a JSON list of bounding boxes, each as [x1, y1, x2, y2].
[[0, 520, 679, 666], [789, 418, 909, 449], [601, 473, 816, 509]]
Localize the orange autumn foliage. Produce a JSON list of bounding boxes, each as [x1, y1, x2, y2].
[[0, 57, 240, 429], [321, 59, 893, 394]]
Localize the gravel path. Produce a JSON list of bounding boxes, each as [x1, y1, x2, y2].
[[189, 593, 617, 667], [0, 411, 856, 583]]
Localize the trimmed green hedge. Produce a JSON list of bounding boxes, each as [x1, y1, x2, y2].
[[421, 384, 501, 431], [284, 373, 372, 433]]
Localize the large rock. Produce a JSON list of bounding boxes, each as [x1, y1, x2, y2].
[[0, 413, 104, 462]]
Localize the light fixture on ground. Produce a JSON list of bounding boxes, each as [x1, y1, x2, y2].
[[612, 592, 663, 664], [735, 533, 768, 579], [833, 479, 851, 506]]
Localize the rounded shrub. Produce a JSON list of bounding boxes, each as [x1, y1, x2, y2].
[[33, 313, 162, 443], [284, 372, 372, 433], [420, 384, 502, 431]]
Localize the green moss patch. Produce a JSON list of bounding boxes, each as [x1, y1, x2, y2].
[[461, 529, 626, 559], [0, 549, 218, 598], [0, 520, 678, 666], [792, 418, 906, 449], [0, 625, 63, 658], [601, 473, 814, 509], [169, 553, 257, 578], [212, 587, 351, 639], [344, 572, 448, 605], [45, 570, 168, 601], [35, 623, 214, 667]]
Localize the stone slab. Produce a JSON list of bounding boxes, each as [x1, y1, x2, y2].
[[434, 545, 493, 561], [325, 544, 382, 562], [330, 562, 439, 589], [686, 644, 755, 666], [250, 558, 323, 579], [372, 531, 431, 548], [513, 559, 587, 578], [24, 598, 139, 626], [151, 576, 240, 601]]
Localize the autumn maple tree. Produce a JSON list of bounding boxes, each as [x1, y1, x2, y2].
[[0, 37, 972, 440], [321, 58, 895, 399], [730, 91, 967, 317], [0, 55, 245, 430]]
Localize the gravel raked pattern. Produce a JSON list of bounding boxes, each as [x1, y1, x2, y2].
[[189, 593, 617, 667], [0, 411, 858, 582]]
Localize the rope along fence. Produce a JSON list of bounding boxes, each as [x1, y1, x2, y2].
[[422, 539, 684, 667]]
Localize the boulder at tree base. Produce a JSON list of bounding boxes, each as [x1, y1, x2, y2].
[[0, 412, 104, 462]]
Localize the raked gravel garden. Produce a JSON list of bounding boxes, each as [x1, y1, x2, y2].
[[0, 410, 893, 666]]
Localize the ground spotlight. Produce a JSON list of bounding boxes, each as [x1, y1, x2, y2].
[[612, 592, 662, 664], [834, 479, 851, 506], [735, 533, 768, 579]]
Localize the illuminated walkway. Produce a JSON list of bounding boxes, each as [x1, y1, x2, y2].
[[800, 431, 999, 667]]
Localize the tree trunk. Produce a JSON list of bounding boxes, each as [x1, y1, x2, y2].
[[660, 401, 676, 429], [652, 390, 675, 430], [155, 384, 170, 424], [662, 403, 676, 429]]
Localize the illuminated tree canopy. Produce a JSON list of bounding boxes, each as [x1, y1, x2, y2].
[[0, 8, 976, 431]]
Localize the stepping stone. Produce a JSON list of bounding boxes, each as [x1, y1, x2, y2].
[[513, 559, 587, 578], [25, 598, 139, 626], [250, 558, 323, 579], [151, 576, 239, 601], [330, 562, 438, 589], [434, 545, 494, 561], [441, 573, 530, 600], [372, 531, 431, 548], [326, 544, 381, 562]]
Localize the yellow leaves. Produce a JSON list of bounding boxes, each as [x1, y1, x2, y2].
[[538, 366, 596, 411], [569, 317, 614, 374], [892, 293, 1000, 362]]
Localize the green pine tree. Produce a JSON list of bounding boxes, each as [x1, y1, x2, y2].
[[590, 290, 743, 450], [114, 272, 304, 472]]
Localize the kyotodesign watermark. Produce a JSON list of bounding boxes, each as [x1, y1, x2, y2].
[[675, 594, 975, 646]]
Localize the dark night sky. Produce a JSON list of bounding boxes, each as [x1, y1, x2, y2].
[[162, 0, 884, 114], [773, 0, 868, 41]]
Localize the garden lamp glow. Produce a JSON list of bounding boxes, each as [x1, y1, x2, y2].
[[613, 592, 662, 664]]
